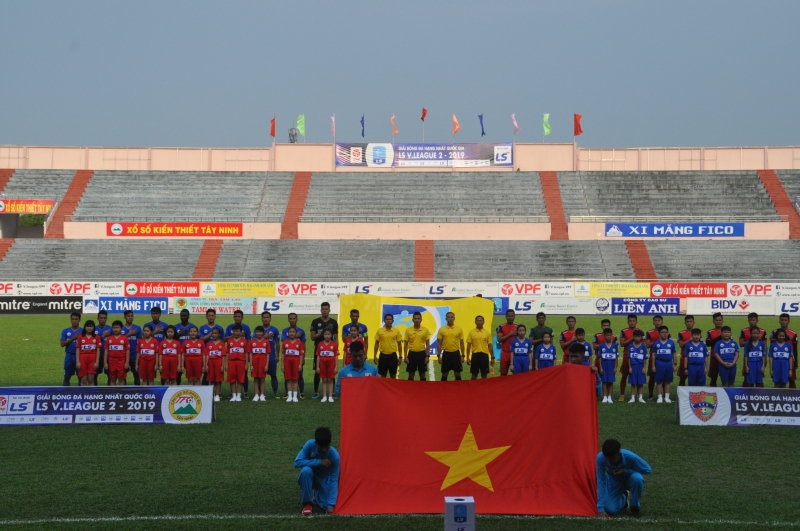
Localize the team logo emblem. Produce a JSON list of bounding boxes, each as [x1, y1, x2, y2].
[[595, 298, 610, 312], [277, 284, 290, 295], [651, 284, 664, 296], [126, 284, 138, 295], [690, 391, 717, 422], [501, 284, 513, 295], [730, 284, 742, 296], [49, 283, 62, 295], [169, 389, 202, 422], [0, 201, 5, 212], [739, 299, 750, 310], [110, 223, 123, 236], [175, 298, 187, 309]]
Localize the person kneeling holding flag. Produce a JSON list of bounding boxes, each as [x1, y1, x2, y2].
[[597, 439, 651, 518], [295, 427, 339, 516]]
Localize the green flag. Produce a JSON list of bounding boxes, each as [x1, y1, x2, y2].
[[543, 113, 551, 137], [297, 114, 306, 137]]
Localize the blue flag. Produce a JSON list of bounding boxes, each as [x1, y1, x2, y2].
[[361, 114, 365, 138], [478, 114, 486, 137]]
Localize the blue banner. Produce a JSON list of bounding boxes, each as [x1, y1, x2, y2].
[[604, 223, 745, 238], [679, 387, 800, 426], [0, 386, 213, 425], [335, 143, 513, 167], [611, 298, 681, 315], [83, 297, 168, 314]]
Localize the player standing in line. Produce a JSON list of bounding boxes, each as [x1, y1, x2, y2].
[[676, 315, 695, 387], [769, 329, 794, 388], [403, 311, 430, 381], [437, 312, 465, 381], [496, 309, 518, 377], [76, 319, 100, 387], [573, 328, 594, 366], [182, 326, 205, 386], [341, 309, 368, 358], [627, 330, 648, 403], [225, 310, 252, 397], [739, 312, 765, 348], [742, 326, 766, 388], [316, 329, 339, 403], [345, 325, 367, 367], [593, 320, 614, 395], [136, 324, 159, 386], [227, 324, 249, 402], [374, 314, 403, 379], [158, 326, 181, 386], [684, 328, 709, 386], [144, 306, 168, 342], [205, 327, 227, 401], [283, 327, 305, 402], [509, 324, 532, 374], [706, 312, 724, 386], [770, 314, 798, 388], [529, 312, 553, 354], [651, 326, 676, 403], [199, 308, 224, 387], [644, 315, 667, 401], [121, 310, 142, 386], [618, 314, 642, 402], [534, 332, 557, 370], [283, 313, 308, 398], [59, 312, 82, 386], [105, 320, 130, 386], [171, 309, 196, 385], [598, 329, 619, 403], [250, 325, 271, 402], [310, 303, 338, 398], [95, 310, 112, 386], [714, 326, 740, 388], [466, 315, 492, 379], [558, 316, 578, 365], [260, 311, 281, 399]]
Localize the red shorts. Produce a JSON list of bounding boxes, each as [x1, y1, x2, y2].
[[619, 355, 630, 375], [251, 354, 267, 378], [227, 359, 245, 384], [284, 356, 300, 380], [185, 356, 203, 379], [344, 353, 352, 366], [78, 354, 97, 377], [318, 356, 337, 379], [500, 351, 511, 375], [161, 356, 178, 379], [138, 356, 156, 380], [207, 357, 225, 383], [109, 358, 127, 381]]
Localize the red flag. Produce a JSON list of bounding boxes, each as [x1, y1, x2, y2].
[[452, 114, 460, 136], [270, 114, 276, 138], [574, 113, 583, 136], [337, 365, 598, 515], [421, 108, 428, 122]]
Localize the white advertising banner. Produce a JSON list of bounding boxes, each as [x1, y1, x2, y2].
[[726, 283, 774, 297], [257, 297, 340, 315], [773, 283, 800, 298], [509, 296, 596, 315], [0, 282, 125, 297], [348, 282, 426, 297], [274, 282, 349, 297], [686, 297, 777, 316], [424, 282, 499, 297], [499, 282, 574, 297], [173, 297, 259, 315]]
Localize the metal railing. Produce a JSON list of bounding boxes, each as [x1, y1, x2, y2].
[[300, 215, 550, 223], [570, 215, 788, 223], [65, 215, 282, 223]]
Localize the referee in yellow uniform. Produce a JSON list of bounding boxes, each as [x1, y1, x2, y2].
[[404, 311, 431, 381], [437, 312, 465, 381], [374, 314, 403, 378], [466, 315, 492, 379]]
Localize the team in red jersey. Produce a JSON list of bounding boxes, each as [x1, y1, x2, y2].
[[205, 328, 227, 401], [558, 316, 577, 364], [496, 309, 518, 376], [226, 324, 249, 402], [282, 327, 305, 402], [105, 320, 130, 386], [315, 330, 340, 402], [182, 326, 205, 385], [76, 320, 101, 386], [136, 325, 159, 385], [250, 326, 272, 402], [159, 326, 181, 385]]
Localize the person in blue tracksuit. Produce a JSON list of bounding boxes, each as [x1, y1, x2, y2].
[[770, 329, 794, 388], [713, 326, 740, 388], [684, 329, 709, 386], [534, 332, 557, 370], [597, 439, 652, 518], [626, 330, 648, 403], [509, 325, 532, 374], [294, 427, 339, 515], [743, 326, 766, 388]]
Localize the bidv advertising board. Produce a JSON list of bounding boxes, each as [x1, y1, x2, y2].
[[335, 143, 513, 168], [0, 386, 213, 426], [678, 387, 800, 427]]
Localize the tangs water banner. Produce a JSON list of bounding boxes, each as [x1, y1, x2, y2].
[[335, 143, 513, 167]]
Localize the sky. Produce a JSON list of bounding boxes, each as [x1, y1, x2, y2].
[[0, 1, 798, 148]]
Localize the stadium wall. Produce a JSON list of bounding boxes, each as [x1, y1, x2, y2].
[[4, 144, 800, 172]]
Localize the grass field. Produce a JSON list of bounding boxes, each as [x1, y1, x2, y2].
[[0, 313, 798, 530]]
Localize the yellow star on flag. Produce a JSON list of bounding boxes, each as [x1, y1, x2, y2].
[[425, 425, 511, 492]]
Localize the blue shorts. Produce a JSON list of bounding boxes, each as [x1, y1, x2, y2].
[[600, 359, 617, 383], [537, 359, 554, 369], [268, 353, 278, 378], [773, 359, 790, 384], [687, 364, 706, 386], [745, 360, 763, 385], [655, 359, 674, 383], [629, 364, 647, 386], [718, 362, 737, 385], [513, 356, 529, 374], [63, 354, 77, 378]]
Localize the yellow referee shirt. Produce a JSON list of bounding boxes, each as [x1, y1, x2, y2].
[[437, 325, 464, 353], [376, 327, 402, 354], [467, 327, 492, 354], [405, 326, 431, 352]]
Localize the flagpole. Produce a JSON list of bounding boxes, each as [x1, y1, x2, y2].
[[422, 121, 425, 143]]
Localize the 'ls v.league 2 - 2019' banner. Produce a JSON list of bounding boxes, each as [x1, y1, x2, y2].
[[336, 365, 599, 515], [338, 294, 495, 354], [0, 386, 213, 426], [335, 143, 513, 167], [678, 387, 800, 427]]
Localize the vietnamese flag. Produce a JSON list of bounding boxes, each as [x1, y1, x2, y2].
[[336, 364, 598, 515], [270, 114, 276, 138], [574, 113, 583, 136]]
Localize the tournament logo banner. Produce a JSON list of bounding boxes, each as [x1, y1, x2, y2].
[[604, 222, 744, 238], [0, 386, 213, 425], [678, 387, 800, 427], [335, 143, 513, 167], [610, 298, 680, 315], [107, 222, 243, 237]]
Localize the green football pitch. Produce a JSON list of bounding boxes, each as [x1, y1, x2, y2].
[[0, 314, 798, 531]]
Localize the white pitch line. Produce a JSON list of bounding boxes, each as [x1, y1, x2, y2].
[[0, 514, 798, 527]]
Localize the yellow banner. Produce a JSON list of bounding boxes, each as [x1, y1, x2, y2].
[[574, 282, 650, 298], [338, 294, 495, 353], [200, 282, 276, 297]]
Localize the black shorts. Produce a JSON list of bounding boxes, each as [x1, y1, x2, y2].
[[407, 351, 427, 373], [441, 351, 463, 373], [378, 353, 398, 377], [470, 352, 490, 376]]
